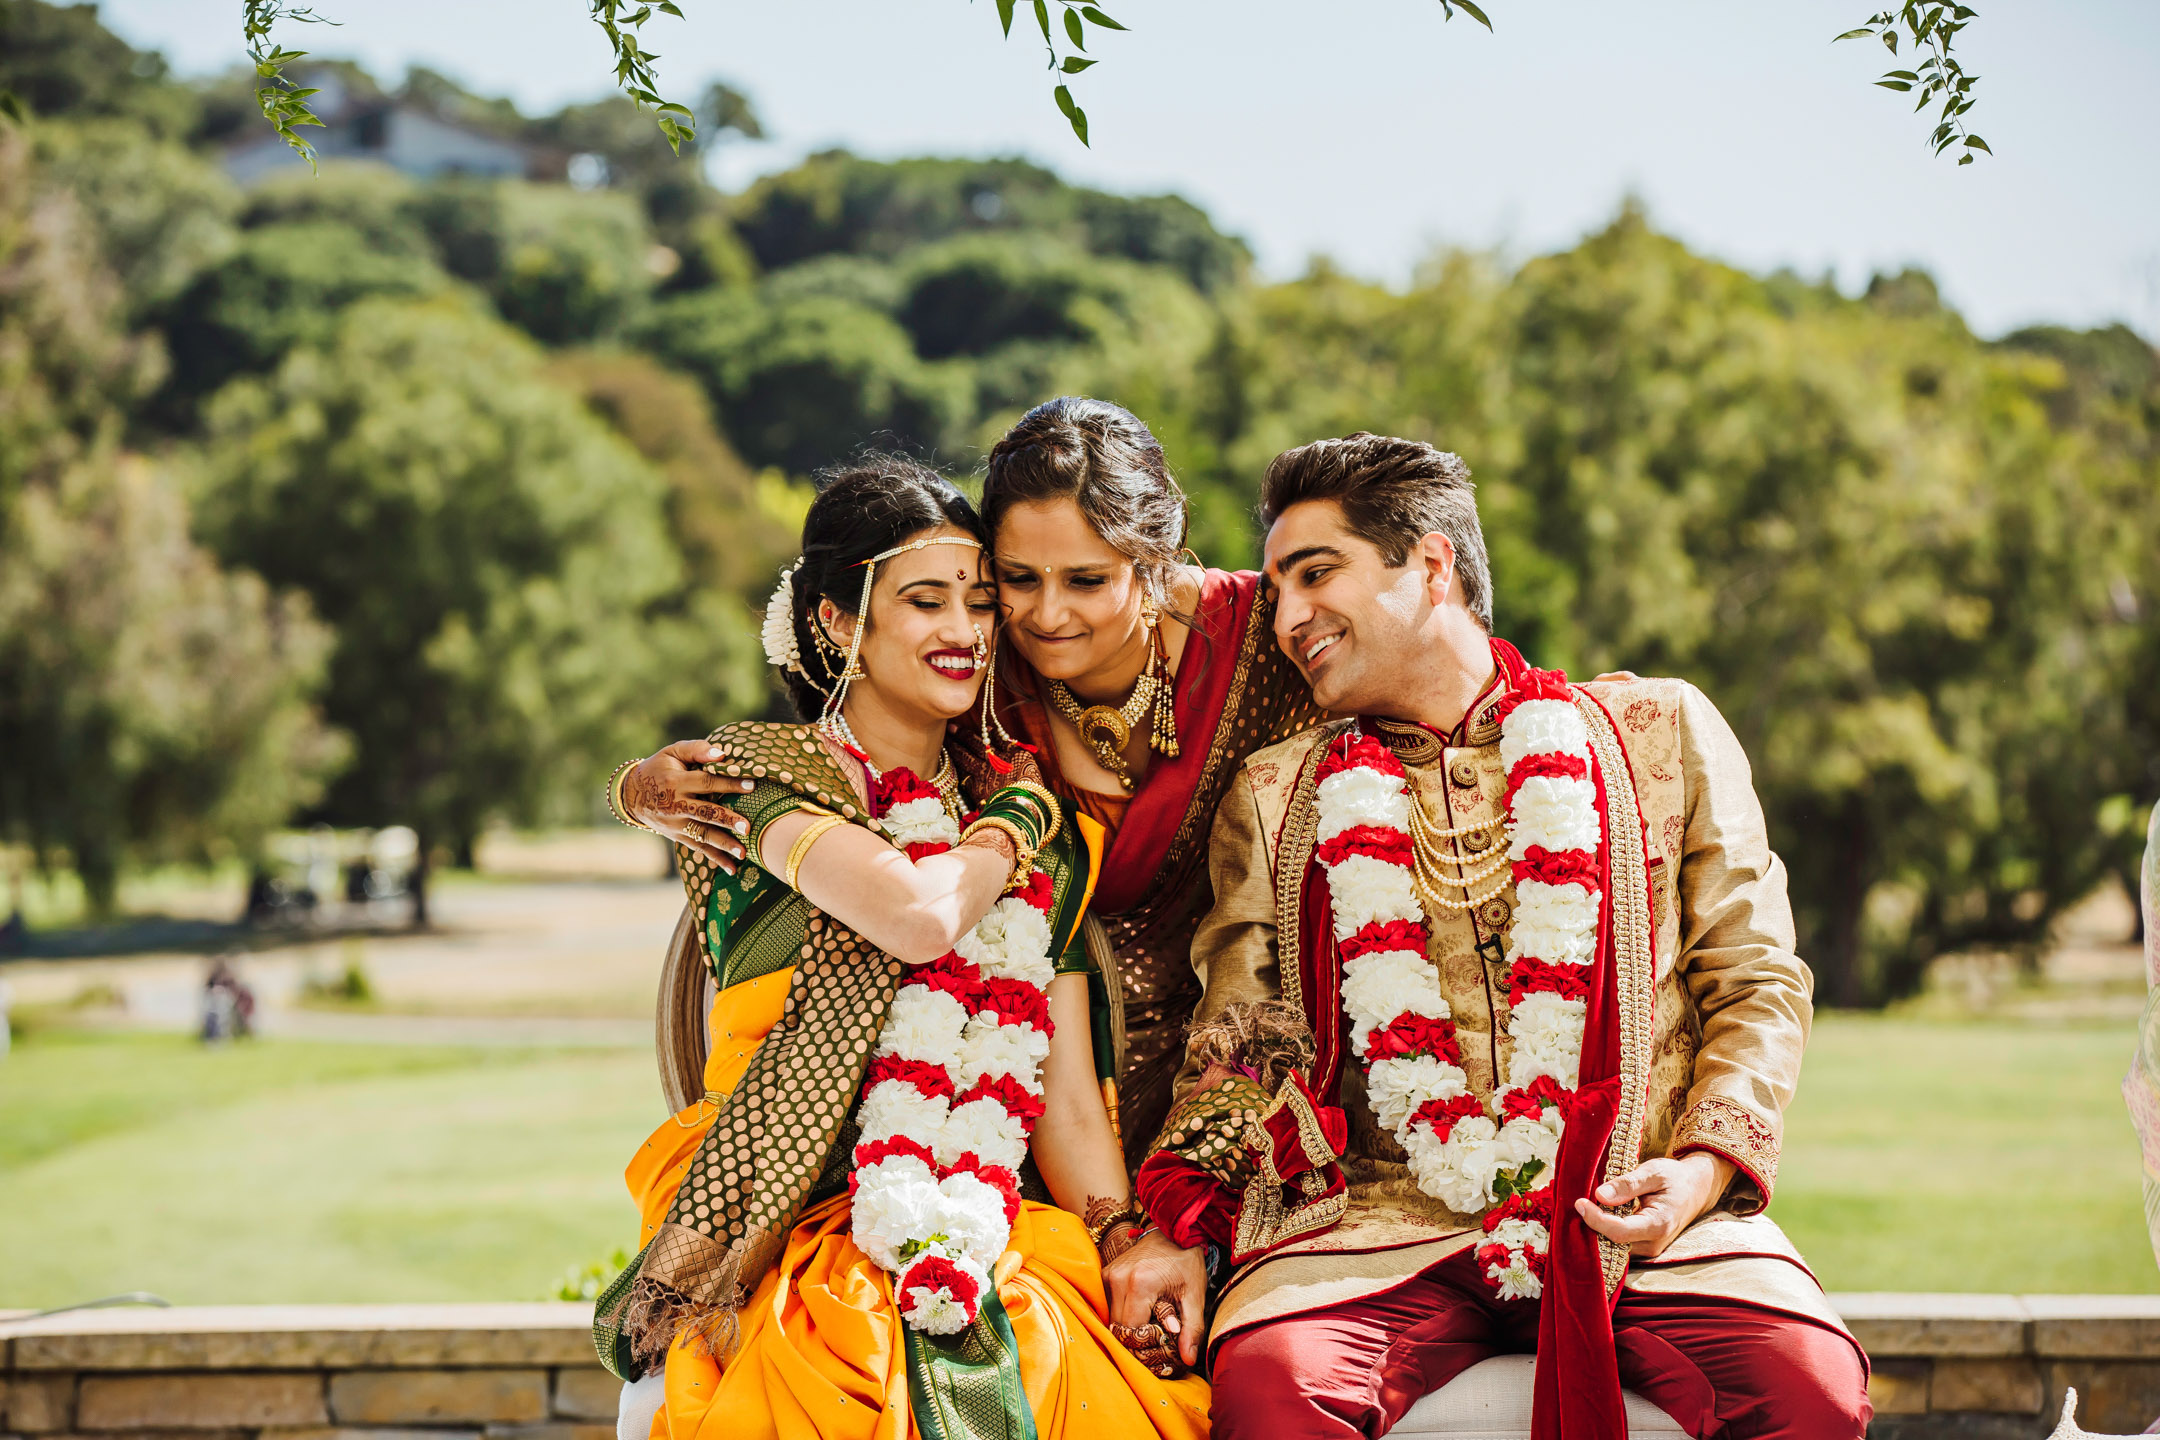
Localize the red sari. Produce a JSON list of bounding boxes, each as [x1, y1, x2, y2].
[[999, 569, 1323, 1165]]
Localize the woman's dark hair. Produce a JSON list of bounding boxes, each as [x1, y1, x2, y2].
[[981, 397, 1189, 607], [781, 453, 985, 720]]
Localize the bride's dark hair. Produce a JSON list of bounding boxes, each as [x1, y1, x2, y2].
[[779, 454, 985, 721]]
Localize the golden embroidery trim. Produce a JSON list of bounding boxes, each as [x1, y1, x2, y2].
[[1576, 692, 1658, 1297], [1273, 720, 1352, 1021]]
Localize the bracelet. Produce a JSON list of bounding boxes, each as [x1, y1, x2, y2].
[[784, 814, 847, 891], [1005, 781, 1064, 847], [606, 759, 644, 830], [961, 815, 1036, 883], [1085, 1202, 1150, 1250]]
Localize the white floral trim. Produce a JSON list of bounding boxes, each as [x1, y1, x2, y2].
[[846, 773, 1058, 1334]]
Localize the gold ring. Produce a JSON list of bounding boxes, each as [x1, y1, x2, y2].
[[684, 819, 705, 843]]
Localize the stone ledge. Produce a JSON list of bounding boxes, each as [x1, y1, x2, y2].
[[0, 1310, 592, 1374]]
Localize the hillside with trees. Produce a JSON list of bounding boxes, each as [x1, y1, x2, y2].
[[0, 0, 2152, 1003]]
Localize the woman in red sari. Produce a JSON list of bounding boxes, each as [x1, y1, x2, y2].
[[979, 398, 1322, 1169]]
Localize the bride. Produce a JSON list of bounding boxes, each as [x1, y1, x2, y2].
[[597, 455, 1209, 1440]]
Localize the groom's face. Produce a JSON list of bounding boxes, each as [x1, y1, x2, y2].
[[1264, 500, 1435, 713]]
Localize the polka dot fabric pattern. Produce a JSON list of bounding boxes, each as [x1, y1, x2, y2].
[[609, 724, 907, 1375]]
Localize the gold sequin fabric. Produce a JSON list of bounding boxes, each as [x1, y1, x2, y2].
[[1103, 596, 1324, 1165]]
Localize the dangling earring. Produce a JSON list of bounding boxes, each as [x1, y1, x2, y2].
[[1143, 587, 1180, 759], [977, 631, 1017, 747]]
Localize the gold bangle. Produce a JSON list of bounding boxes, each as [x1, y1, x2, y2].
[[606, 759, 643, 830], [784, 814, 847, 891], [961, 815, 1036, 884]]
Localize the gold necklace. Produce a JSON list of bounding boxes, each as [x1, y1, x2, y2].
[[929, 751, 962, 823], [820, 715, 962, 823], [1404, 788, 1510, 912], [1043, 606, 1180, 792]]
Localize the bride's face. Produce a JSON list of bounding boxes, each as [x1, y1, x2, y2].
[[819, 527, 997, 723], [992, 498, 1150, 683]]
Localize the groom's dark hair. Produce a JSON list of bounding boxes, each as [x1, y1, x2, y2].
[[1259, 433, 1493, 631]]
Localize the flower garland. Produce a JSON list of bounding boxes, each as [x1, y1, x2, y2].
[[1314, 673, 1603, 1299], [847, 767, 1058, 1334]]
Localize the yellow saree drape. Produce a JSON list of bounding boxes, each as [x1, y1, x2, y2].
[[624, 966, 1211, 1440]]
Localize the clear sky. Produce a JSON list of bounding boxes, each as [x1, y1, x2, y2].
[[100, 0, 2160, 341]]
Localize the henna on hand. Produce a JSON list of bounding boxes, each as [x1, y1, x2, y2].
[[625, 740, 755, 872], [956, 824, 1018, 865]]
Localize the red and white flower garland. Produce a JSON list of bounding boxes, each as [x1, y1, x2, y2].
[[1314, 678, 1603, 1300], [847, 768, 1058, 1335]]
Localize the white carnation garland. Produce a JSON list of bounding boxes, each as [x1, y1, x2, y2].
[[1313, 688, 1603, 1300], [844, 767, 1058, 1335]]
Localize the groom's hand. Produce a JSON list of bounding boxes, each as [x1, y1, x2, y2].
[[1572, 1152, 1734, 1259], [1103, 1230, 1208, 1368]]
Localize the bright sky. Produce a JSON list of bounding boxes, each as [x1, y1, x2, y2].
[[101, 0, 2160, 341]]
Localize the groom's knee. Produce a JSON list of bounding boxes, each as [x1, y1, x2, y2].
[[1210, 1319, 1367, 1440]]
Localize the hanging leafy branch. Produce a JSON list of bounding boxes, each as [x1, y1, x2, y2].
[[231, 2, 1987, 167], [243, 1, 337, 171], [1837, 3, 1990, 164], [987, 0, 1126, 147], [588, 1, 698, 153]]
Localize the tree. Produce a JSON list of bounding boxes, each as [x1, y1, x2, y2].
[[637, 287, 967, 473], [1131, 205, 2159, 1005], [193, 295, 753, 917], [0, 130, 342, 914]]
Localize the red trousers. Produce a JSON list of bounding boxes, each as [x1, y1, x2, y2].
[[1210, 1250, 1870, 1440]]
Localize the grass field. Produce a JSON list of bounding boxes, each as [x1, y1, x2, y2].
[[0, 1012, 2150, 1308]]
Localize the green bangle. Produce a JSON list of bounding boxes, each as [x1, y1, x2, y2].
[[976, 792, 1046, 850]]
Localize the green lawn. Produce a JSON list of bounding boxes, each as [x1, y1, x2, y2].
[[0, 1014, 2149, 1307], [0, 1031, 662, 1308], [1777, 1013, 2152, 1293]]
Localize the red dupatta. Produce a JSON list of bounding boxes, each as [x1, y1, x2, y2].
[[1287, 638, 1647, 1439]]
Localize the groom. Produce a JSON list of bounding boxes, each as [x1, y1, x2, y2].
[[1135, 435, 1870, 1439]]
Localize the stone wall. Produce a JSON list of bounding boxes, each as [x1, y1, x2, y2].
[[5, 1296, 2160, 1438]]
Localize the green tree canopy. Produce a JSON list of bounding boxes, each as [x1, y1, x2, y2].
[[193, 295, 754, 900]]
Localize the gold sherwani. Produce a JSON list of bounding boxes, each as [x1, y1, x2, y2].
[[1172, 674, 1849, 1346]]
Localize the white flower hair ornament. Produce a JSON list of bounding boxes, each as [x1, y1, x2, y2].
[[761, 559, 805, 675]]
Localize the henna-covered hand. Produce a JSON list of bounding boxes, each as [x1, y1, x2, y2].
[[624, 739, 756, 873], [1101, 1227, 1206, 1372]]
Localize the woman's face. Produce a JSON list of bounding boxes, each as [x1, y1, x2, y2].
[[991, 498, 1148, 683], [820, 526, 997, 722]]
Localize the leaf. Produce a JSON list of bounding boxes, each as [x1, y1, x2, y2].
[[1883, 28, 1898, 52], [1885, 69, 1919, 80], [1451, 0, 1494, 29], [1064, 6, 1085, 48], [1080, 6, 1126, 30], [1034, 0, 1052, 43], [1054, 82, 1078, 119], [1958, 151, 1973, 164], [1834, 27, 1876, 41], [1060, 56, 1096, 72], [1963, 134, 1991, 153], [997, 0, 1016, 35], [1876, 79, 1913, 90]]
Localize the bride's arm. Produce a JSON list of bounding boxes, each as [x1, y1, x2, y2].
[[1032, 974, 1207, 1369], [759, 809, 1016, 965]]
